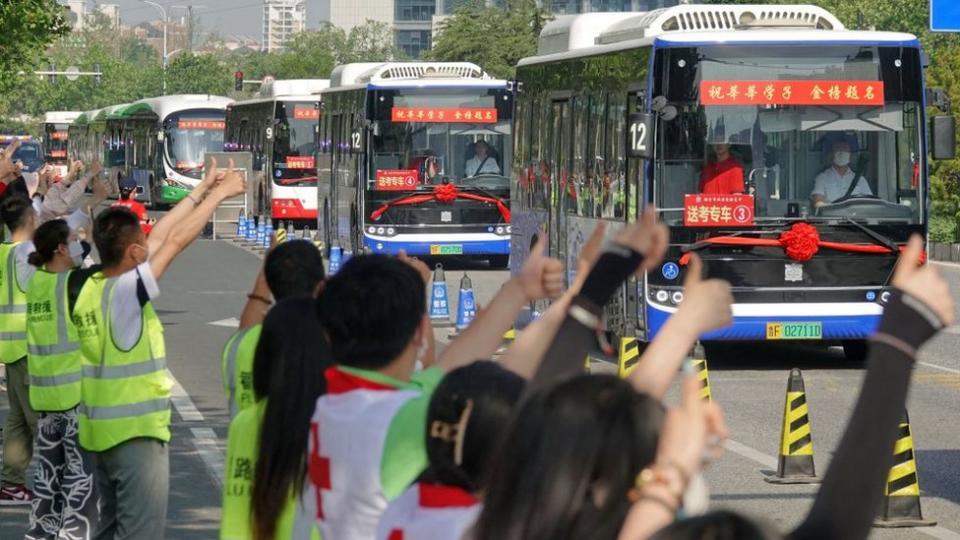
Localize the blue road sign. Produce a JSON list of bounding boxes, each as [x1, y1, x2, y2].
[[931, 0, 960, 32]]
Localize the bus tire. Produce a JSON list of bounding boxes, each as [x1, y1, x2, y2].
[[842, 340, 868, 362], [489, 255, 509, 269]]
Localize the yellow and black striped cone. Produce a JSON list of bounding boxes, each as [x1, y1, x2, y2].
[[618, 337, 640, 378], [765, 368, 819, 484], [494, 327, 517, 355], [275, 222, 287, 244], [875, 411, 936, 528], [690, 343, 711, 402]]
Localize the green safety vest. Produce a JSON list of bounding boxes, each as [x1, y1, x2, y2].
[[27, 269, 82, 412], [221, 400, 321, 540], [74, 271, 172, 452], [0, 242, 28, 363], [221, 324, 262, 418]]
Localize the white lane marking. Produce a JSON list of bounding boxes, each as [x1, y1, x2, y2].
[[169, 370, 205, 422], [723, 439, 778, 470], [208, 317, 240, 328], [724, 437, 960, 538], [943, 326, 960, 335], [191, 427, 225, 490], [919, 362, 960, 375]]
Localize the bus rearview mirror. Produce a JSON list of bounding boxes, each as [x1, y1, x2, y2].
[[930, 115, 956, 161]]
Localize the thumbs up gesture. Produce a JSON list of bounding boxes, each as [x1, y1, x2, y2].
[[892, 235, 954, 326], [674, 253, 733, 335]]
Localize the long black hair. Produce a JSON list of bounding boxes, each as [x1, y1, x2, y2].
[[420, 361, 525, 493], [250, 296, 332, 540], [651, 510, 778, 540], [475, 374, 665, 540], [27, 219, 69, 268]]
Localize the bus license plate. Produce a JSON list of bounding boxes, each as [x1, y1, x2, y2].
[[430, 244, 463, 255], [766, 322, 822, 340]]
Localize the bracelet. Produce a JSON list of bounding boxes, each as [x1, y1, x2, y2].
[[631, 491, 679, 514], [247, 293, 272, 305]]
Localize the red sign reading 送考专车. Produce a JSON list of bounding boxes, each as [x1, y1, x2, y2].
[[391, 107, 497, 124], [684, 194, 754, 227], [286, 156, 315, 169], [294, 107, 320, 120], [376, 169, 418, 191], [699, 80, 884, 106]]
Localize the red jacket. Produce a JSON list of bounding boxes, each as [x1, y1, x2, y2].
[[112, 199, 153, 235]]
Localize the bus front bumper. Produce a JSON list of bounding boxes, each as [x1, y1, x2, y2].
[[646, 301, 883, 341], [363, 232, 510, 256]]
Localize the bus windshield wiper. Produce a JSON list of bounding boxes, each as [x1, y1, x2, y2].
[[840, 217, 900, 253]]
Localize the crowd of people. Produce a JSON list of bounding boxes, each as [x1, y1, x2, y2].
[[0, 136, 956, 540]]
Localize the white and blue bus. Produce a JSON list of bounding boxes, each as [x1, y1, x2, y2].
[[317, 62, 513, 266], [511, 4, 954, 359]]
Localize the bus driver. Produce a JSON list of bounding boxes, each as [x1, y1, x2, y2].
[[465, 140, 501, 177], [811, 140, 873, 207]]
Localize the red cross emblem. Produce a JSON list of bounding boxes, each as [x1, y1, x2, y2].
[[309, 422, 331, 519]]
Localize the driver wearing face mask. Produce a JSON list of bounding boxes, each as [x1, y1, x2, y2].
[[811, 140, 872, 207]]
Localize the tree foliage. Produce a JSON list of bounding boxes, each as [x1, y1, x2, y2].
[[425, 0, 551, 78], [166, 53, 232, 96], [0, 0, 69, 92]]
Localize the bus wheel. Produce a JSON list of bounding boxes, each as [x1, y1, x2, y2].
[[489, 255, 509, 269], [842, 340, 868, 362]]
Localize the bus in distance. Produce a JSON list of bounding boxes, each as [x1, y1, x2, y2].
[[318, 62, 512, 266], [42, 111, 81, 180], [224, 78, 329, 226], [511, 5, 954, 359]]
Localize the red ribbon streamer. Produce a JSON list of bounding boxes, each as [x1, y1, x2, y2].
[[370, 184, 511, 222], [678, 222, 922, 265]]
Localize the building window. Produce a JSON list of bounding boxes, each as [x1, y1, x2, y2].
[[395, 0, 436, 21], [395, 30, 432, 58]]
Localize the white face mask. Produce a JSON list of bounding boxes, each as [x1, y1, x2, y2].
[[833, 151, 851, 167], [68, 240, 85, 267]]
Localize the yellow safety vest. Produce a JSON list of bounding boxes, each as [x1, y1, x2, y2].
[[74, 271, 172, 452], [27, 269, 82, 412], [0, 242, 28, 363], [221, 324, 262, 418], [221, 400, 321, 540]]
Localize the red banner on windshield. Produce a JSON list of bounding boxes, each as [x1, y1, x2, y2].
[[699, 80, 884, 106], [391, 107, 497, 124], [376, 169, 419, 191], [178, 120, 225, 130], [294, 106, 319, 120], [684, 194, 755, 227], [286, 156, 315, 169]]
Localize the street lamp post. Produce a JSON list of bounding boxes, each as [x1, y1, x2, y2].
[[140, 0, 168, 95]]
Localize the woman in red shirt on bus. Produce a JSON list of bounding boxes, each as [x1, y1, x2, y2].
[[699, 143, 745, 195]]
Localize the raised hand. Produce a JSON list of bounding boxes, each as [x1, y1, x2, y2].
[[613, 206, 669, 273], [398, 250, 431, 284], [569, 221, 607, 294], [88, 159, 103, 178], [212, 158, 246, 199], [519, 232, 564, 301], [674, 253, 733, 335], [893, 235, 954, 325], [0, 140, 21, 180]]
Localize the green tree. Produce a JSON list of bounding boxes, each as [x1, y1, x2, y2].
[[165, 53, 232, 95], [0, 0, 69, 90], [426, 0, 550, 78]]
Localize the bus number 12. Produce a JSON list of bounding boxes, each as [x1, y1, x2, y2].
[[627, 112, 654, 159]]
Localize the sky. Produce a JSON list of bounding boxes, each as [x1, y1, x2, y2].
[[81, 0, 325, 41]]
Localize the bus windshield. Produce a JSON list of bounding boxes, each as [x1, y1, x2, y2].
[[653, 45, 924, 225], [273, 101, 318, 186], [163, 111, 226, 179], [45, 124, 70, 160], [370, 88, 512, 192]]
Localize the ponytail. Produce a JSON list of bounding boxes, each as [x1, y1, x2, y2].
[[29, 219, 70, 268]]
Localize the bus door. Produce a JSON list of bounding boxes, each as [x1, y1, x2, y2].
[[625, 90, 655, 338]]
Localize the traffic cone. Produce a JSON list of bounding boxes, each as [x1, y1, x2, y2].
[[275, 220, 287, 244], [245, 215, 257, 242], [262, 223, 273, 249], [328, 245, 342, 275], [311, 229, 323, 250], [256, 217, 266, 246], [691, 343, 712, 402], [618, 337, 640, 378], [875, 411, 936, 527], [429, 264, 454, 328], [765, 368, 819, 484], [286, 222, 295, 242], [236, 210, 245, 238], [454, 273, 477, 331]]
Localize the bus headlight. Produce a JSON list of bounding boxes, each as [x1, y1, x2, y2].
[[386, 227, 395, 236], [368, 226, 376, 234], [496, 226, 505, 235], [655, 290, 669, 303], [879, 291, 892, 304], [506, 225, 511, 234], [671, 291, 684, 304], [377, 227, 385, 235]]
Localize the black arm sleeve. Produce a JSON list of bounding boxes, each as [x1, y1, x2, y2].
[[67, 266, 101, 315], [790, 291, 942, 540], [529, 246, 644, 390]]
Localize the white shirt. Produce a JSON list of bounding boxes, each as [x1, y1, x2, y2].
[[11, 241, 36, 291], [464, 156, 500, 177], [811, 167, 872, 203], [377, 484, 481, 540], [109, 262, 160, 351]]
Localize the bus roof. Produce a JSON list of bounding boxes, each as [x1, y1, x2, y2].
[[256, 79, 329, 98], [129, 94, 233, 120], [327, 62, 492, 91], [43, 111, 82, 124], [520, 5, 917, 66]]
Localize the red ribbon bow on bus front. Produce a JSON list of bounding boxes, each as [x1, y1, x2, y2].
[[370, 184, 511, 223], [678, 222, 923, 265]]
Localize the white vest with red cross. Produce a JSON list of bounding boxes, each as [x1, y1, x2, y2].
[[307, 367, 422, 540], [376, 483, 481, 540]]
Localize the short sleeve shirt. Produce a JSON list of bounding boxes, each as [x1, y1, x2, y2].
[[699, 158, 744, 195], [811, 167, 872, 203]]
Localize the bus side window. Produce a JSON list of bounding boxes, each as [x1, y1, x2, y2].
[[605, 94, 626, 219]]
